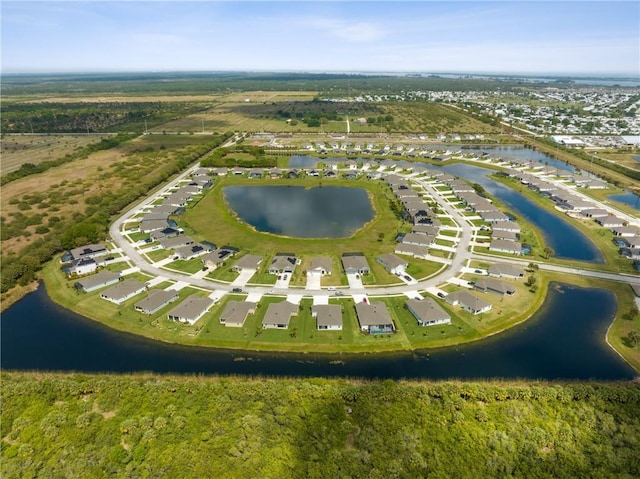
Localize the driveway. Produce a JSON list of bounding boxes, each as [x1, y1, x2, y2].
[[346, 273, 364, 289], [306, 271, 322, 290], [231, 269, 255, 287]]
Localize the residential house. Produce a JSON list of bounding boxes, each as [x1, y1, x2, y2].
[[161, 235, 195, 251], [307, 257, 332, 276], [376, 253, 408, 275], [269, 254, 298, 275], [406, 298, 451, 326], [402, 233, 434, 247], [74, 271, 121, 293], [202, 246, 239, 270], [66, 257, 97, 276], [445, 291, 492, 315], [232, 254, 263, 272], [395, 243, 430, 259], [312, 304, 343, 331], [262, 301, 298, 329], [489, 239, 523, 255], [474, 278, 516, 296], [341, 253, 370, 275], [220, 301, 257, 327], [487, 263, 525, 279], [355, 302, 395, 334], [100, 279, 147, 305], [595, 215, 624, 228], [611, 226, 638, 237], [174, 242, 214, 260], [134, 289, 179, 315], [63, 243, 108, 263], [167, 296, 215, 325]]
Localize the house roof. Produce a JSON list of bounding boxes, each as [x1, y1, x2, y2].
[[74, 271, 121, 290], [270, 254, 297, 271], [135, 289, 179, 312], [262, 301, 298, 327], [341, 253, 370, 272], [406, 298, 450, 324], [160, 235, 194, 250], [101, 279, 146, 301], [488, 263, 525, 277], [376, 253, 408, 271], [168, 296, 214, 321], [234, 254, 262, 270], [308, 257, 332, 274], [312, 304, 343, 328], [446, 291, 491, 312], [69, 243, 106, 259], [402, 233, 434, 247], [220, 301, 257, 327], [395, 243, 429, 257], [475, 278, 516, 295], [355, 302, 394, 328], [489, 239, 522, 253]]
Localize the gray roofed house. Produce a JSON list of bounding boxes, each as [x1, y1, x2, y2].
[[355, 302, 395, 334], [312, 304, 343, 330], [474, 278, 516, 296], [268, 254, 298, 274], [479, 210, 510, 223], [66, 257, 98, 276], [100, 279, 147, 304], [488, 263, 525, 279], [445, 291, 492, 315], [395, 243, 430, 259], [161, 235, 195, 250], [611, 226, 639, 237], [307, 257, 333, 276], [341, 253, 370, 275], [74, 270, 121, 293], [596, 215, 624, 228], [406, 298, 451, 326], [203, 247, 238, 270], [412, 224, 440, 236], [262, 301, 298, 329], [492, 222, 521, 234], [233, 254, 263, 272], [167, 296, 215, 325], [376, 253, 408, 275], [220, 301, 257, 327], [491, 229, 518, 241], [174, 242, 213, 260], [141, 219, 171, 233], [402, 233, 434, 247], [134, 289, 179, 315], [582, 208, 609, 218], [489, 239, 523, 255], [67, 243, 108, 261]]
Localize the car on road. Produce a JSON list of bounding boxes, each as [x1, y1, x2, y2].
[[327, 287, 336, 291], [334, 291, 344, 296], [232, 288, 243, 293], [474, 269, 483, 274]]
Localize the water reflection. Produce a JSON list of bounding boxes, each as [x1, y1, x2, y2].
[[223, 185, 374, 238]]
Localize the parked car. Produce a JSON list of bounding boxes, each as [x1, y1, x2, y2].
[[404, 275, 412, 281], [437, 292, 445, 298], [232, 288, 243, 293]]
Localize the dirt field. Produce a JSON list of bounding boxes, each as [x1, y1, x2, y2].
[[0, 134, 114, 176], [18, 95, 224, 104]]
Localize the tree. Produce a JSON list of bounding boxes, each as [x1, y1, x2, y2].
[[543, 247, 555, 259], [624, 330, 640, 347], [528, 262, 539, 272], [525, 275, 537, 287]]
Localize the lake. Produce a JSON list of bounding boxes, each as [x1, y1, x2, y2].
[[440, 162, 604, 263], [0, 283, 635, 380], [608, 191, 640, 211], [223, 185, 374, 238]]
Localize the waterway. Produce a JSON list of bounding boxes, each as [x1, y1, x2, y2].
[[223, 185, 374, 238], [439, 162, 604, 263], [1, 284, 635, 380], [608, 191, 640, 211]]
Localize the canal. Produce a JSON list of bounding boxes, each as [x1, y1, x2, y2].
[[1, 283, 635, 380]]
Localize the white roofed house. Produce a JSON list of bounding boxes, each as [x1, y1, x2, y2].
[[376, 253, 408, 275], [220, 301, 257, 327], [65, 257, 98, 277], [100, 279, 147, 305], [312, 304, 343, 331], [167, 296, 215, 325], [406, 298, 451, 326]]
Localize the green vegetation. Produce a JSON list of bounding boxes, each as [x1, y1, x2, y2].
[[2, 372, 640, 478]]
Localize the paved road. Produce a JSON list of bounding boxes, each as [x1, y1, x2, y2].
[[108, 165, 640, 301]]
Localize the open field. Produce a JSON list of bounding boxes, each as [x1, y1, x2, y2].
[[0, 134, 114, 176]]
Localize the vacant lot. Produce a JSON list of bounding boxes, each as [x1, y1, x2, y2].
[[0, 134, 114, 176]]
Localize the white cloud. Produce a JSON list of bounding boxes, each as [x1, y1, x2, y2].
[[305, 17, 386, 42]]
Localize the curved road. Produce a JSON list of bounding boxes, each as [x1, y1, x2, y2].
[[109, 164, 640, 301]]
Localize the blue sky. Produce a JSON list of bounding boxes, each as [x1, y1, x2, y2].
[[2, 1, 639, 75]]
